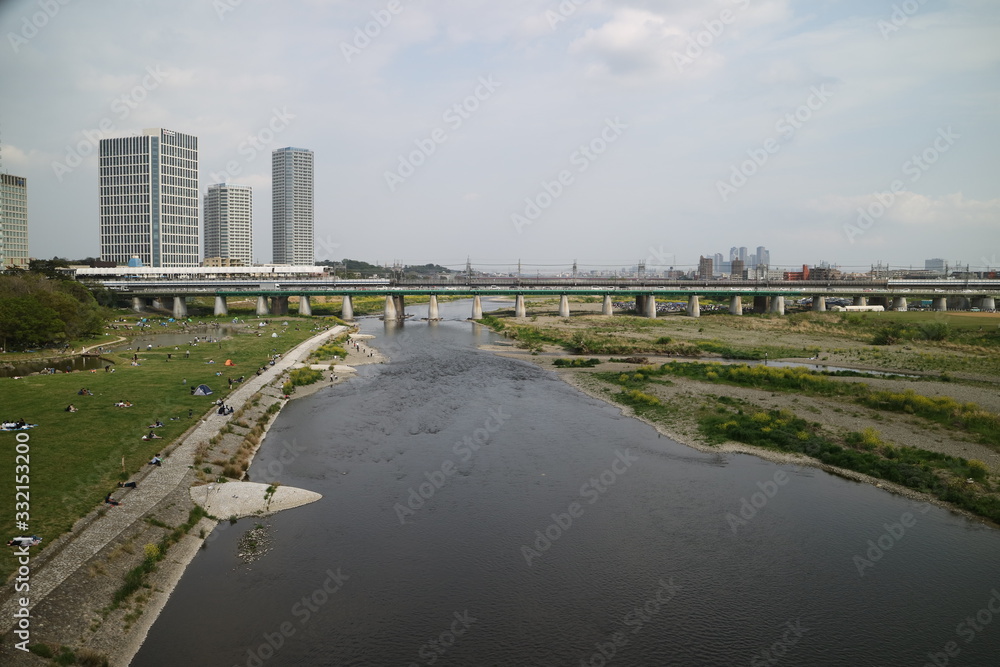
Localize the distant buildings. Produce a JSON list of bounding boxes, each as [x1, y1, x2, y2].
[[698, 255, 713, 279], [0, 173, 28, 269], [272, 147, 314, 265], [730, 258, 745, 279], [99, 128, 199, 267], [204, 183, 252, 267], [925, 258, 947, 274]]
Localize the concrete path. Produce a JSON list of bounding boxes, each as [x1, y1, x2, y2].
[[0, 326, 347, 631]]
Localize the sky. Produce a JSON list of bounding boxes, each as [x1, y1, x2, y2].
[[1, 0, 998, 274]]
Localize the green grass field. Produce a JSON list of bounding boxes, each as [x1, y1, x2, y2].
[[0, 316, 325, 582]]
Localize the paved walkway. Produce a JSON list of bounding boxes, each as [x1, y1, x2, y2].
[[0, 326, 346, 631]]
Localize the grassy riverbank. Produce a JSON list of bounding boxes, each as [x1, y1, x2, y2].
[[0, 315, 329, 582]]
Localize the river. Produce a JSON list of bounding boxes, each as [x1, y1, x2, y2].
[[132, 298, 1000, 666]]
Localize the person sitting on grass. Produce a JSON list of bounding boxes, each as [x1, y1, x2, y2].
[[149, 454, 162, 466], [66, 404, 77, 412], [143, 431, 162, 440], [104, 493, 121, 506], [148, 420, 164, 428], [118, 481, 138, 488]]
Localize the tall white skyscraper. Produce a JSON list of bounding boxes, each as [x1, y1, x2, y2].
[[0, 173, 28, 269], [204, 183, 253, 266], [272, 147, 314, 265], [99, 128, 199, 267]]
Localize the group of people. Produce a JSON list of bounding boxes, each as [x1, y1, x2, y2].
[[105, 480, 137, 506], [77, 387, 94, 395], [216, 401, 235, 415], [114, 400, 134, 408], [1, 418, 31, 430]]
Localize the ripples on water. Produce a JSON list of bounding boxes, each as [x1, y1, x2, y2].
[[133, 302, 1000, 667]]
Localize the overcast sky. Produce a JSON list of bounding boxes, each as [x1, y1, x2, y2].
[[1, 0, 998, 273]]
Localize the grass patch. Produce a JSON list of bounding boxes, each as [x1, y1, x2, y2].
[[553, 358, 602, 368]]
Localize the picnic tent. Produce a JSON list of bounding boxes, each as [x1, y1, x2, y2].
[[224, 359, 235, 366], [193, 384, 213, 396]]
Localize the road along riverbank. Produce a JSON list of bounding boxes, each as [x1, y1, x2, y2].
[[0, 325, 360, 666]]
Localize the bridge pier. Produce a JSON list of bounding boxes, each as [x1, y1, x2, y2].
[[214, 296, 228, 316], [384, 295, 397, 320], [687, 295, 700, 318], [271, 296, 289, 316], [812, 296, 826, 312], [753, 296, 768, 313], [256, 296, 270, 316], [602, 294, 613, 316], [152, 298, 166, 311], [769, 296, 785, 315], [982, 296, 996, 312], [471, 295, 483, 320], [559, 294, 570, 318], [394, 295, 405, 319], [933, 297, 947, 312], [341, 295, 354, 321], [645, 294, 657, 318], [515, 295, 526, 318], [298, 296, 312, 316], [853, 296, 867, 307], [892, 297, 907, 312], [428, 295, 440, 320], [729, 295, 743, 316], [132, 297, 145, 313], [634, 295, 646, 315], [173, 296, 188, 319]]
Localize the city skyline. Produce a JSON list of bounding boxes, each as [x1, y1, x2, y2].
[[1, 1, 998, 270]]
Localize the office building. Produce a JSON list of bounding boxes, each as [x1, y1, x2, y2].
[[272, 147, 314, 265], [698, 255, 713, 279], [925, 258, 947, 274], [731, 258, 745, 279], [756, 245, 770, 268], [204, 183, 252, 267], [0, 173, 28, 269], [99, 128, 199, 267]]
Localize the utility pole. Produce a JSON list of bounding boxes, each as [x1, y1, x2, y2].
[[572, 259, 577, 278]]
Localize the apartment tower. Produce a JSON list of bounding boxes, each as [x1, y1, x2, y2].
[[0, 173, 28, 269], [272, 147, 314, 265], [204, 183, 252, 266]]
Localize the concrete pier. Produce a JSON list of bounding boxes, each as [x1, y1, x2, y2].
[[298, 296, 311, 316], [214, 296, 228, 317], [645, 294, 657, 318], [982, 297, 996, 311], [515, 295, 526, 318], [173, 296, 188, 319], [152, 298, 166, 311], [602, 294, 613, 316], [384, 295, 397, 320], [853, 296, 867, 307], [559, 294, 570, 318], [471, 295, 483, 320], [341, 295, 354, 321], [729, 295, 742, 316], [428, 295, 440, 320], [933, 297, 948, 312], [769, 296, 785, 315], [132, 297, 144, 313], [394, 295, 405, 319], [271, 296, 289, 316], [753, 296, 768, 313], [635, 295, 646, 315], [892, 297, 908, 312], [256, 296, 270, 316], [812, 296, 826, 312], [687, 295, 700, 318]]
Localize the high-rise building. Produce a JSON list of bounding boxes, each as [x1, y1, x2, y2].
[[0, 173, 28, 269], [272, 147, 314, 265], [204, 183, 253, 266], [756, 245, 770, 268], [731, 258, 745, 278], [698, 255, 713, 279], [925, 258, 947, 274], [99, 128, 199, 267]]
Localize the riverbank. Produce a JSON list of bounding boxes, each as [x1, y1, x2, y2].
[[0, 324, 356, 666]]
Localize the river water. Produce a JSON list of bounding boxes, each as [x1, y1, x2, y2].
[[132, 299, 1000, 667]]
